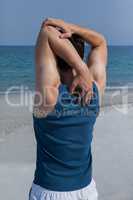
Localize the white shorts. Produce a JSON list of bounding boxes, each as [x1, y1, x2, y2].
[[29, 179, 98, 200]]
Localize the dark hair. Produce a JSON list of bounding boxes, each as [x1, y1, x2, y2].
[[57, 34, 84, 71]]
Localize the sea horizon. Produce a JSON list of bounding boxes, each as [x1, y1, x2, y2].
[[0, 45, 133, 93]]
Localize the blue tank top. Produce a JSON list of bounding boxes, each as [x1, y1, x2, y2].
[[33, 82, 99, 191]]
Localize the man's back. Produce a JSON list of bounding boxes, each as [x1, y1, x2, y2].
[[33, 82, 99, 191]]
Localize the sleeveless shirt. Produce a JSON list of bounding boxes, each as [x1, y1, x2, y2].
[[33, 82, 99, 191]]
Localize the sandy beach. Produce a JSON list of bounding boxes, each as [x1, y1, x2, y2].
[[0, 90, 133, 200]]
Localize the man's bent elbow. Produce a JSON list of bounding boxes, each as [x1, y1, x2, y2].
[[100, 35, 107, 46]]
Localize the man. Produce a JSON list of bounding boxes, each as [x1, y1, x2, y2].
[[29, 18, 107, 200]]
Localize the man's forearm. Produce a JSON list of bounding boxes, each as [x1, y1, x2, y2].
[[45, 26, 88, 75], [70, 24, 106, 48], [44, 18, 106, 47]]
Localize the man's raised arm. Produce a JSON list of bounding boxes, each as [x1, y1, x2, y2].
[[69, 24, 107, 94], [44, 18, 107, 94]]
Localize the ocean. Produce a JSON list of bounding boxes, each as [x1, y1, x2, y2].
[[0, 45, 133, 92]]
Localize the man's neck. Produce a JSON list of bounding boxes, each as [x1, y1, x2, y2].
[[60, 69, 74, 87]]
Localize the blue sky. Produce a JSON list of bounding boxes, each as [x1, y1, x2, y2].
[[0, 0, 133, 45]]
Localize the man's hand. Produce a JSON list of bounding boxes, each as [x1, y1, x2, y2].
[[70, 68, 94, 105], [43, 18, 74, 39]]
